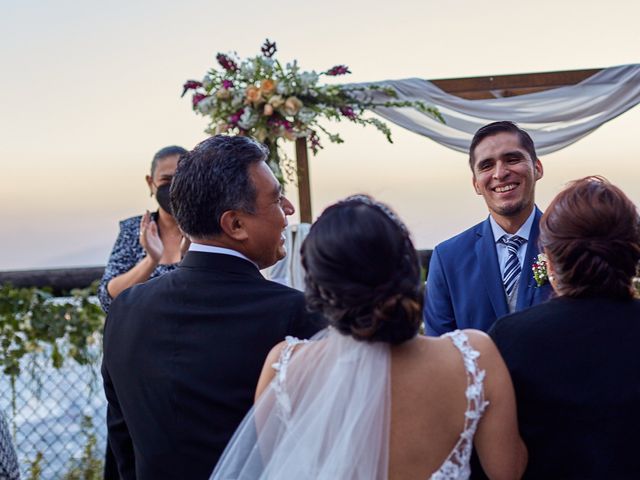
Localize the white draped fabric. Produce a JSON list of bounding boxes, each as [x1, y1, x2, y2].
[[263, 224, 310, 291], [356, 64, 640, 155]]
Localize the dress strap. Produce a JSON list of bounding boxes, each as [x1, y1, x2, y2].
[[271, 336, 310, 421], [432, 330, 489, 479]]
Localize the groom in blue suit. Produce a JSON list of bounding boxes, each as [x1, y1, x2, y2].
[[424, 121, 552, 335]]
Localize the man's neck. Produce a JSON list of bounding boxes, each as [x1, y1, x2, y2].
[[491, 207, 535, 234]]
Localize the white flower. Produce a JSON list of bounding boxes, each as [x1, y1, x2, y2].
[[297, 108, 316, 124], [238, 108, 258, 130], [298, 71, 319, 87], [240, 60, 256, 78], [196, 96, 216, 114], [202, 74, 214, 90]]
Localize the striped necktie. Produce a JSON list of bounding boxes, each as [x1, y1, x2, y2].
[[502, 235, 526, 297]]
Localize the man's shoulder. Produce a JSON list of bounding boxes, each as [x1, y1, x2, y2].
[[491, 298, 559, 336], [258, 278, 306, 303], [434, 218, 487, 254]]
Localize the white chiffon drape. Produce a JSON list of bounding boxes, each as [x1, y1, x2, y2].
[[354, 64, 640, 155]]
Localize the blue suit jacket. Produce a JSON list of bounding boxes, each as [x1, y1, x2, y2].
[[423, 209, 552, 335]]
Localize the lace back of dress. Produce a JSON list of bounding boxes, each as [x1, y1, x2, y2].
[[430, 330, 489, 480]]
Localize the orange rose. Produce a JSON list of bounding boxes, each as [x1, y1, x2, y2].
[[263, 104, 274, 116], [283, 130, 296, 141], [260, 79, 277, 95], [283, 96, 303, 116], [245, 86, 263, 104]]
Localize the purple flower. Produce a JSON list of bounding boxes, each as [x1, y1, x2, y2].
[[326, 65, 351, 76], [309, 131, 323, 154], [261, 39, 277, 58], [228, 108, 245, 125], [181, 80, 203, 98], [192, 93, 208, 108], [216, 53, 238, 72], [339, 106, 357, 120], [222, 79, 234, 89]]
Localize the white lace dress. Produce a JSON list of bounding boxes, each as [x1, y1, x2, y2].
[[211, 329, 488, 480]]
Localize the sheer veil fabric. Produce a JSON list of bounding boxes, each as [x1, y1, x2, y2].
[[210, 328, 391, 479]]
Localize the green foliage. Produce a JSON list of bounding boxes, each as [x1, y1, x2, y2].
[[26, 452, 43, 480], [0, 282, 105, 380], [62, 415, 104, 480]]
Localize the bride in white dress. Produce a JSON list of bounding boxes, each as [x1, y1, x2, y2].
[[212, 195, 527, 479]]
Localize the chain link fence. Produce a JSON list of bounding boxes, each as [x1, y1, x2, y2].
[[0, 344, 106, 479]]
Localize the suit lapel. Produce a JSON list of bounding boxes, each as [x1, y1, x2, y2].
[[516, 208, 542, 310], [475, 218, 509, 319]]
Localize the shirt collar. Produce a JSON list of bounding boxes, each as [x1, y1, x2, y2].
[[489, 208, 536, 244], [188, 243, 258, 269]]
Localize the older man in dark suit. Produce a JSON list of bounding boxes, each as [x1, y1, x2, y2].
[[102, 136, 323, 480]]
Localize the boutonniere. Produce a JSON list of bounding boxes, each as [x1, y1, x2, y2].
[[532, 253, 549, 287]]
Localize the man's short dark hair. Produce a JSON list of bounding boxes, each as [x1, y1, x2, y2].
[[170, 136, 269, 238], [469, 121, 538, 170], [150, 145, 188, 176]]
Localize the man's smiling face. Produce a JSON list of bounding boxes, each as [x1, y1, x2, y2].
[[471, 131, 543, 227]]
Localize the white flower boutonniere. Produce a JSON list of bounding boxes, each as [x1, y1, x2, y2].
[[532, 253, 549, 287]]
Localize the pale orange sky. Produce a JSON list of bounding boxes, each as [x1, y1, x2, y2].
[[2, 0, 639, 269]]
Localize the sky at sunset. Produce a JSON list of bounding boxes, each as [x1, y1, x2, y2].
[[2, 0, 639, 270]]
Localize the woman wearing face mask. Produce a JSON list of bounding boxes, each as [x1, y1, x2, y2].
[[98, 146, 188, 313]]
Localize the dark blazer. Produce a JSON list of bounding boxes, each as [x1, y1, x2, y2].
[[489, 296, 640, 479], [102, 251, 323, 480], [423, 208, 552, 335]]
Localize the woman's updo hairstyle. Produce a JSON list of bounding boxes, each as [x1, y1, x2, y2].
[[539, 176, 640, 299], [301, 195, 422, 344]]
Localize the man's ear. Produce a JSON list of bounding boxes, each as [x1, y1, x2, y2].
[[472, 176, 481, 195], [219, 210, 249, 241], [534, 159, 544, 181], [145, 174, 153, 194]]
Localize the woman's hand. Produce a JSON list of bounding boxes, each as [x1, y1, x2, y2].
[[140, 211, 164, 263]]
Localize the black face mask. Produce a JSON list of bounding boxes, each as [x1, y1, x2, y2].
[[155, 184, 172, 214]]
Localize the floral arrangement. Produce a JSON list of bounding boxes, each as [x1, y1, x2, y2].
[[182, 39, 442, 181], [532, 253, 549, 287]]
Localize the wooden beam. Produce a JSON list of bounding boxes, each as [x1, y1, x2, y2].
[[430, 68, 602, 100], [295, 137, 313, 223], [0, 266, 104, 295]]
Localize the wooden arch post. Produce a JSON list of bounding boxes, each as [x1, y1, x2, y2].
[[295, 137, 312, 223]]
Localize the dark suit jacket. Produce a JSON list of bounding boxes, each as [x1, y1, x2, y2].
[[102, 252, 323, 480], [489, 296, 640, 479], [423, 208, 552, 335]]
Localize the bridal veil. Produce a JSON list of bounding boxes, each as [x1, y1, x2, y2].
[[210, 328, 391, 479]]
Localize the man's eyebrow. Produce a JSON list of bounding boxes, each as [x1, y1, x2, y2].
[[503, 150, 525, 157]]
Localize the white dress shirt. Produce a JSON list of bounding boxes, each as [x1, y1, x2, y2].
[[489, 209, 536, 312], [188, 243, 258, 269]]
